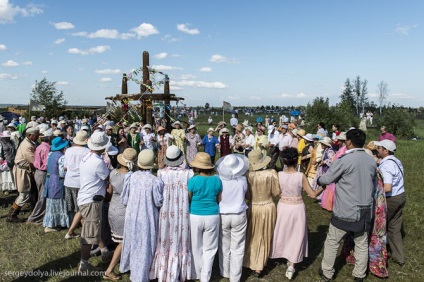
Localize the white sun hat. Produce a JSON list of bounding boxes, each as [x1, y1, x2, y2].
[[216, 154, 250, 180], [87, 131, 109, 151]]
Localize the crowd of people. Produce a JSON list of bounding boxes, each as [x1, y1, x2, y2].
[[0, 113, 406, 282]]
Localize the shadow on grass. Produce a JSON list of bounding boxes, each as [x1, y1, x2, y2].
[[11, 251, 103, 282]]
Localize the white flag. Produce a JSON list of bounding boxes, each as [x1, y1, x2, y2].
[[223, 101, 233, 112]]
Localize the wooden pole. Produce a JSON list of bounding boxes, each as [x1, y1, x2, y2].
[[121, 73, 128, 95], [141, 51, 150, 122], [164, 75, 171, 132]]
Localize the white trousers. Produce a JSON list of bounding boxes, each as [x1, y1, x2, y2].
[[219, 213, 247, 282], [190, 214, 220, 282]]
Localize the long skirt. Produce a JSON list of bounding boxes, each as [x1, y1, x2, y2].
[[43, 198, 70, 228], [0, 169, 15, 191]]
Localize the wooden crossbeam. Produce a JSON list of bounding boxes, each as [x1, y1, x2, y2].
[[105, 93, 184, 101]]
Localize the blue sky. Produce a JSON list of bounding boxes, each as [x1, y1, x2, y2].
[[0, 0, 423, 108]]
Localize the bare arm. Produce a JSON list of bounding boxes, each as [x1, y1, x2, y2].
[[188, 191, 192, 202], [216, 192, 222, 203], [302, 174, 323, 198], [384, 183, 392, 193]]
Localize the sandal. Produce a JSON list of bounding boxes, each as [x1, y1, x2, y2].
[[103, 272, 121, 281]]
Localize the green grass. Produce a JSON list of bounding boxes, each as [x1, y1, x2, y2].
[[0, 114, 423, 281]]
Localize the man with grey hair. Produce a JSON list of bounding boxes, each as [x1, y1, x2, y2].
[[8, 127, 40, 223]]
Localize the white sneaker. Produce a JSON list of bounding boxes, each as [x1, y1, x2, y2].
[[90, 246, 101, 257], [44, 227, 59, 233], [286, 267, 295, 280]]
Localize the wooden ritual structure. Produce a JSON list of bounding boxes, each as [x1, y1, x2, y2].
[[105, 51, 184, 132]]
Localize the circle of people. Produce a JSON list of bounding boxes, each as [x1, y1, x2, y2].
[[0, 114, 405, 282]]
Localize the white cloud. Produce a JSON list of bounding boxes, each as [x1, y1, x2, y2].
[[161, 35, 181, 43], [172, 80, 226, 89], [1, 59, 18, 66], [210, 54, 239, 64], [280, 92, 307, 98], [154, 52, 168, 59], [21, 61, 32, 66], [151, 64, 182, 71], [56, 81, 69, 86], [281, 93, 291, 98], [199, 67, 212, 72], [170, 86, 182, 91], [100, 77, 112, 82], [131, 23, 159, 38], [95, 68, 121, 74], [171, 54, 182, 57], [297, 92, 307, 98], [181, 74, 195, 80], [68, 45, 110, 55], [249, 96, 262, 100], [72, 29, 136, 40], [0, 0, 43, 24], [389, 92, 415, 99], [51, 21, 75, 30], [54, 38, 65, 45], [228, 96, 240, 100], [395, 24, 418, 35], [0, 44, 7, 51], [177, 23, 200, 35], [0, 73, 18, 79], [41, 70, 48, 74]]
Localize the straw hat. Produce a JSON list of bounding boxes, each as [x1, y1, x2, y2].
[[245, 126, 253, 133], [187, 125, 196, 131], [137, 149, 155, 169], [51, 137, 68, 152], [129, 123, 138, 129], [242, 120, 249, 127], [117, 148, 137, 170], [207, 127, 215, 133], [235, 124, 244, 132], [216, 154, 249, 180], [156, 125, 166, 132], [319, 137, 333, 147], [53, 129, 63, 136], [87, 132, 109, 151], [40, 128, 53, 137], [164, 145, 185, 167], [220, 127, 229, 134], [26, 127, 39, 135], [297, 129, 306, 137], [190, 152, 214, 169], [248, 149, 271, 171], [171, 121, 183, 128], [143, 124, 152, 130], [73, 131, 88, 145], [336, 132, 347, 141]]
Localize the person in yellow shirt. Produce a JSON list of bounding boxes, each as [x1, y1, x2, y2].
[[296, 129, 306, 170]]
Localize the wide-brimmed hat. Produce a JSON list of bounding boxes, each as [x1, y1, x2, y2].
[[137, 149, 155, 169], [6, 123, 16, 129], [297, 129, 306, 137], [190, 152, 214, 169], [187, 125, 196, 131], [216, 154, 249, 180], [374, 140, 396, 152], [319, 137, 332, 147], [171, 121, 183, 128], [248, 149, 271, 171], [53, 129, 63, 136], [40, 128, 53, 137], [302, 133, 314, 142], [207, 127, 215, 133], [220, 127, 229, 134], [164, 145, 185, 167], [51, 137, 68, 151], [0, 131, 11, 138], [312, 134, 322, 140], [51, 120, 58, 125], [26, 127, 39, 135], [129, 123, 138, 129], [235, 124, 244, 132], [290, 129, 299, 136], [117, 148, 138, 170], [245, 126, 253, 132], [105, 142, 119, 156], [87, 131, 109, 151], [242, 120, 249, 127], [156, 125, 166, 132], [105, 125, 113, 130], [336, 132, 347, 141], [366, 141, 378, 151], [73, 131, 88, 145], [143, 124, 152, 130]]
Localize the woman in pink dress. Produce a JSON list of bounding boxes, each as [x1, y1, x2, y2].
[[270, 148, 323, 280], [320, 132, 347, 211]]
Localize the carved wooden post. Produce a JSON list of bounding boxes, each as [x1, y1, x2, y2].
[[121, 73, 128, 95], [146, 79, 153, 125], [164, 75, 171, 132], [141, 51, 150, 122]]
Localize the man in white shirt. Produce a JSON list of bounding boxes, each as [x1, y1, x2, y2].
[[230, 114, 238, 136], [375, 139, 406, 266], [278, 125, 292, 170], [77, 131, 111, 272], [243, 127, 255, 157]]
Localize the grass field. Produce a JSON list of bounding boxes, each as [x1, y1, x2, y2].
[[0, 114, 423, 282]]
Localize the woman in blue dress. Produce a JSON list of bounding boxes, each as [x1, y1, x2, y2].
[[201, 128, 219, 164]]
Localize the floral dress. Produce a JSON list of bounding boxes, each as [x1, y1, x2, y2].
[[150, 166, 194, 281], [312, 147, 335, 191], [185, 133, 201, 164], [156, 133, 173, 169]]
